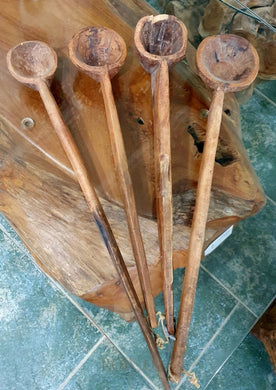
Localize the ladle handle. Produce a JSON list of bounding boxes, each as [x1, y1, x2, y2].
[[170, 89, 225, 382], [152, 60, 174, 335], [37, 79, 170, 389], [37, 80, 132, 274], [100, 71, 157, 329]]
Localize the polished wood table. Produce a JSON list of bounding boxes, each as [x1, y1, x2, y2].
[[0, 0, 265, 320]]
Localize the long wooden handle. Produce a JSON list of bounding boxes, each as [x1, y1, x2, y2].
[[37, 80, 170, 390], [152, 60, 174, 335], [170, 89, 225, 382], [100, 71, 157, 329]]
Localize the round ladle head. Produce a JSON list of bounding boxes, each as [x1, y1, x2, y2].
[[7, 41, 57, 90], [134, 14, 187, 73], [68, 26, 127, 82], [196, 34, 259, 92]]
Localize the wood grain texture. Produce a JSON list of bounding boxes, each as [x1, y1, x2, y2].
[[6, 37, 158, 342], [170, 89, 225, 382], [152, 60, 174, 334], [3, 62, 169, 386], [69, 26, 157, 327], [170, 34, 260, 382], [0, 0, 266, 319], [134, 14, 187, 334], [251, 299, 276, 373], [100, 71, 158, 328], [165, 0, 276, 80]]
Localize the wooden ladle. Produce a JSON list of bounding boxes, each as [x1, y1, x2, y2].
[[7, 40, 170, 390], [134, 15, 187, 335], [170, 34, 259, 382], [68, 26, 157, 329]]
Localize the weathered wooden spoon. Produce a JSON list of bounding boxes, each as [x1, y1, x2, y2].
[[68, 26, 158, 329], [134, 14, 187, 335], [7, 40, 170, 390], [170, 34, 259, 382]]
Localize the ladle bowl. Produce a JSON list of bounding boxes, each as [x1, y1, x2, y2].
[[196, 34, 259, 92], [68, 26, 126, 81], [7, 41, 57, 90], [134, 14, 187, 72]]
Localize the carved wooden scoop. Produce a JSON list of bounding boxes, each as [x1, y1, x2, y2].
[[135, 15, 187, 335], [69, 26, 157, 329], [7, 40, 170, 390], [170, 34, 259, 382]]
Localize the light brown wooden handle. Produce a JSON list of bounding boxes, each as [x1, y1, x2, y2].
[[152, 60, 174, 335], [38, 80, 99, 211], [37, 79, 170, 389], [170, 89, 225, 382], [37, 79, 140, 306], [100, 71, 157, 329]]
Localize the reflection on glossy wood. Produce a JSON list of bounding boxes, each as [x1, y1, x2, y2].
[[0, 0, 266, 320]]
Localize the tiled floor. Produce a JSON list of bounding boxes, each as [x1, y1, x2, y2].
[[1, 0, 276, 383], [206, 333, 275, 390], [0, 79, 275, 389]]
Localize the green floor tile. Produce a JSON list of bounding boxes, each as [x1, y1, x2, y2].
[[146, 0, 162, 12], [72, 266, 240, 389], [0, 230, 101, 390], [203, 201, 276, 317], [62, 338, 152, 390], [177, 304, 256, 389], [171, 267, 237, 369], [240, 90, 276, 201], [206, 333, 276, 390], [256, 80, 276, 104], [0, 214, 24, 247]]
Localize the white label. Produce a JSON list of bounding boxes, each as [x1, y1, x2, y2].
[[204, 225, 234, 256]]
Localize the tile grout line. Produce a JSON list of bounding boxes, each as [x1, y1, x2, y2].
[[203, 294, 276, 390], [267, 195, 276, 207], [57, 336, 105, 390], [105, 340, 160, 390], [0, 216, 264, 389], [43, 280, 159, 390], [200, 264, 258, 318], [255, 87, 276, 108], [0, 222, 29, 255], [203, 330, 254, 390], [0, 222, 158, 389], [175, 303, 240, 390], [59, 288, 159, 390]]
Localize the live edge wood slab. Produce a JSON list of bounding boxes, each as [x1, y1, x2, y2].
[[0, 0, 265, 320]]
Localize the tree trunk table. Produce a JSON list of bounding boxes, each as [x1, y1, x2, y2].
[[0, 0, 265, 320]]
